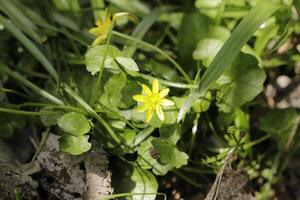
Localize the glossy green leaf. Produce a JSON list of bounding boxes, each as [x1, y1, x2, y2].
[[40, 107, 62, 127], [152, 138, 188, 168], [259, 108, 299, 150], [59, 135, 91, 155], [216, 53, 266, 112], [116, 57, 139, 71], [159, 124, 181, 144], [108, 0, 150, 17], [137, 136, 173, 176], [178, 0, 281, 121], [195, 0, 222, 8], [57, 112, 90, 136], [125, 6, 172, 57], [193, 39, 224, 67], [178, 12, 212, 70], [100, 72, 127, 109], [85, 45, 122, 75], [113, 160, 158, 200]]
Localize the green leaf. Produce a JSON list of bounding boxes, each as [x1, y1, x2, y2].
[[195, 0, 222, 8], [40, 107, 62, 127], [59, 135, 91, 155], [130, 165, 158, 200], [113, 160, 158, 200], [178, 12, 212, 70], [159, 124, 181, 144], [57, 112, 90, 136], [216, 53, 266, 112], [137, 136, 173, 176], [172, 92, 212, 114], [259, 108, 299, 149], [125, 6, 172, 56], [178, 0, 280, 121], [85, 45, 122, 75], [0, 113, 25, 138], [152, 138, 188, 168], [116, 56, 139, 71], [100, 72, 127, 108], [193, 39, 224, 67], [108, 0, 150, 17], [192, 91, 212, 113]]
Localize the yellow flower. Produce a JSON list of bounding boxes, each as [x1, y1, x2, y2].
[[89, 9, 112, 46], [133, 79, 175, 123]]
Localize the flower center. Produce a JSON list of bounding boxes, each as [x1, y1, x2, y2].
[[148, 94, 162, 106]]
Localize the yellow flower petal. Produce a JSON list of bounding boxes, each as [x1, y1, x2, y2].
[[96, 20, 103, 27], [135, 104, 148, 112], [161, 99, 175, 107], [152, 79, 159, 94], [146, 109, 154, 122], [155, 105, 165, 121], [142, 84, 152, 96], [89, 27, 101, 36], [133, 95, 148, 102], [159, 88, 169, 98], [92, 36, 106, 46]]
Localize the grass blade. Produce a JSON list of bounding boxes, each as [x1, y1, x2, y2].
[[125, 6, 173, 57], [0, 0, 46, 43], [177, 0, 281, 122], [0, 15, 58, 81], [0, 64, 63, 105]]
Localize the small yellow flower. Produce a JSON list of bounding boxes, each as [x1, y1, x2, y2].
[[133, 79, 175, 123], [89, 9, 112, 46]]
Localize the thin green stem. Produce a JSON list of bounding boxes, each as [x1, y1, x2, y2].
[[1, 64, 64, 105], [20, 102, 86, 114], [102, 193, 166, 200], [244, 134, 271, 149], [172, 169, 205, 188], [0, 88, 28, 98], [63, 84, 121, 144], [112, 31, 192, 83], [128, 71, 194, 89], [91, 18, 114, 105], [0, 107, 60, 116], [31, 128, 51, 161], [0, 14, 58, 81], [131, 126, 155, 147]]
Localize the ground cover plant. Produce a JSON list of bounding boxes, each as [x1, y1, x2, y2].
[[0, 0, 300, 199]]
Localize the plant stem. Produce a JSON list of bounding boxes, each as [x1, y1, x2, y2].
[[31, 127, 51, 161], [0, 107, 60, 116], [172, 169, 205, 188], [102, 193, 166, 200], [128, 71, 194, 89], [244, 134, 271, 149], [1, 64, 64, 105], [63, 84, 121, 144], [131, 126, 155, 147], [112, 31, 192, 83]]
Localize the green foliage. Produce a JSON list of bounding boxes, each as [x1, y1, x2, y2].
[[0, 114, 25, 138], [0, 0, 299, 198], [59, 135, 91, 155], [113, 161, 158, 200], [57, 112, 90, 136], [216, 53, 266, 112], [260, 108, 299, 149], [85, 45, 122, 75], [137, 124, 188, 175], [116, 57, 139, 71]]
